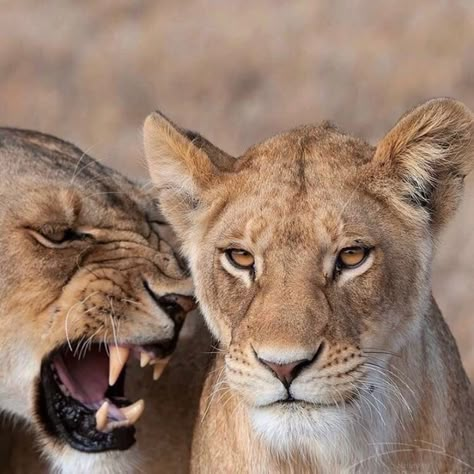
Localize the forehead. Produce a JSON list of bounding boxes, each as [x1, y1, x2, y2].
[[236, 123, 374, 183], [214, 125, 377, 247], [0, 137, 156, 231]]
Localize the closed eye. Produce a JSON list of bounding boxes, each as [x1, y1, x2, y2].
[[27, 227, 91, 249]]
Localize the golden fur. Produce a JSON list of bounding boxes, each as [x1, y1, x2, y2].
[[144, 98, 474, 473], [0, 129, 205, 473]]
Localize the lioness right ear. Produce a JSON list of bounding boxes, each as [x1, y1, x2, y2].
[[144, 111, 234, 235], [371, 98, 474, 233]]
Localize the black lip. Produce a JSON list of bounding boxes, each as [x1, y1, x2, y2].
[[142, 280, 189, 326], [272, 391, 359, 408], [37, 350, 135, 453]]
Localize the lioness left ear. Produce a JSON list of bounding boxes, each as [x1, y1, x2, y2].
[[372, 98, 474, 233], [143, 111, 235, 236]]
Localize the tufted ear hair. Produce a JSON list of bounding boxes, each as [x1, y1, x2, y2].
[[371, 98, 474, 234], [143, 110, 235, 236]]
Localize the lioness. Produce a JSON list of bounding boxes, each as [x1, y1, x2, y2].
[[144, 98, 474, 473], [0, 128, 196, 473]]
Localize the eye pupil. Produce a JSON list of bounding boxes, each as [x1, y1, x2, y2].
[[226, 249, 255, 269]]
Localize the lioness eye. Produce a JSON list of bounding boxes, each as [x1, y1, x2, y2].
[[28, 226, 90, 249], [44, 228, 83, 244], [337, 246, 369, 269], [46, 229, 68, 243], [225, 249, 255, 270]]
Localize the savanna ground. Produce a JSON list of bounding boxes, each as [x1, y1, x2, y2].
[[0, 0, 472, 385]]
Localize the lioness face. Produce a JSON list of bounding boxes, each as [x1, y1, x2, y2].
[[144, 100, 473, 450], [0, 130, 194, 464], [181, 161, 427, 413]]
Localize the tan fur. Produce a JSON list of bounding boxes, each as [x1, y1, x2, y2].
[[145, 98, 474, 473], [0, 128, 205, 473]]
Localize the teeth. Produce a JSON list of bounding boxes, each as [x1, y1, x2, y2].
[[95, 401, 109, 432], [140, 352, 152, 368], [109, 346, 130, 386], [153, 357, 171, 381], [106, 419, 131, 431], [120, 399, 145, 425], [95, 399, 145, 433]]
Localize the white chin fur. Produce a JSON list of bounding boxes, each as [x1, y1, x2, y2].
[[250, 404, 350, 448], [46, 445, 141, 474], [249, 404, 366, 468]]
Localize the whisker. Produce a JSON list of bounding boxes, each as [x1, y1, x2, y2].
[[70, 141, 103, 185], [362, 348, 401, 358], [64, 291, 100, 352], [201, 365, 227, 423], [349, 444, 473, 471], [108, 298, 120, 352], [365, 361, 417, 400], [120, 298, 141, 306]]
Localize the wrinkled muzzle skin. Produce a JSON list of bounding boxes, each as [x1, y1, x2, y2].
[[0, 129, 194, 473], [145, 99, 474, 473]]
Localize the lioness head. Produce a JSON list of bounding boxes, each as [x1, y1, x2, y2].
[[0, 129, 194, 470], [144, 99, 473, 452]]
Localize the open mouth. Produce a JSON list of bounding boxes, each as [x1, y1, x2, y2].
[[38, 340, 175, 453]]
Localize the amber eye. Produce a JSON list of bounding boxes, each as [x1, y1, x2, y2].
[[337, 246, 369, 269], [225, 249, 255, 270]]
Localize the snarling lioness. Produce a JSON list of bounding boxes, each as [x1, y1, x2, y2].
[[0, 129, 195, 473], [144, 98, 474, 473]]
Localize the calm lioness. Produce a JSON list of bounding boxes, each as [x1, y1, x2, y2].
[[0, 128, 197, 473], [144, 98, 474, 473]]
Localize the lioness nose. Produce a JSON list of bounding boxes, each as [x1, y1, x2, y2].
[[258, 358, 310, 387]]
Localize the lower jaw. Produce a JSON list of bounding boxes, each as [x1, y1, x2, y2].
[[37, 360, 136, 453], [248, 403, 357, 445], [36, 340, 174, 453]]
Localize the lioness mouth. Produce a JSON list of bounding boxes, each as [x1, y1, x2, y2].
[[38, 341, 174, 453]]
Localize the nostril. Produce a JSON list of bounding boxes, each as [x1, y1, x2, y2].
[[257, 342, 325, 387], [143, 280, 196, 321], [259, 359, 309, 387], [156, 295, 186, 320]]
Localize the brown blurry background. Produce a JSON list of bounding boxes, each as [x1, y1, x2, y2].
[[0, 0, 472, 381]]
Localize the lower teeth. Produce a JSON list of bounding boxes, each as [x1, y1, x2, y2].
[[94, 399, 145, 432]]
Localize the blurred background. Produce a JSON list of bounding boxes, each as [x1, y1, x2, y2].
[[0, 0, 472, 378]]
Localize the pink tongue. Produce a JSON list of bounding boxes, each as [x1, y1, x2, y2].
[[53, 347, 109, 405]]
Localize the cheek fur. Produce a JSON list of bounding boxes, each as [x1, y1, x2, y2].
[[197, 251, 257, 336]]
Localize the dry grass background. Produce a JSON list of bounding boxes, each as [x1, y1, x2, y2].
[[0, 0, 472, 379]]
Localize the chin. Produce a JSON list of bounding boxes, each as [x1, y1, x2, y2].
[[42, 444, 141, 474], [249, 402, 358, 460]]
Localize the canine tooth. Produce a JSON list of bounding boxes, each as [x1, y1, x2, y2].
[[120, 399, 145, 425], [109, 346, 130, 386], [95, 401, 109, 432], [105, 419, 130, 432], [153, 357, 171, 381], [140, 352, 152, 368]]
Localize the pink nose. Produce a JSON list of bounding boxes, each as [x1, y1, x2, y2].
[[258, 358, 309, 387]]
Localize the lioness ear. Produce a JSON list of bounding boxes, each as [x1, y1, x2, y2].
[[372, 98, 474, 233], [144, 111, 234, 235]]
